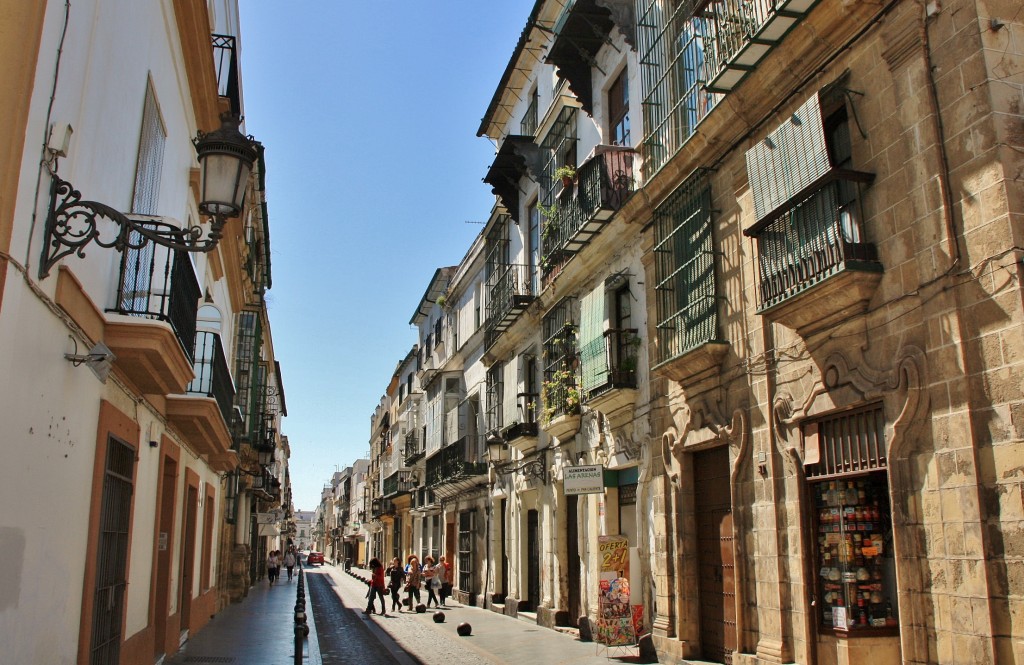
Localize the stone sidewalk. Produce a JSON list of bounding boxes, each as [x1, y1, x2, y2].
[[162, 567, 321, 665]]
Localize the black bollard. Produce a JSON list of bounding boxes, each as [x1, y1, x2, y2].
[[294, 623, 304, 665]]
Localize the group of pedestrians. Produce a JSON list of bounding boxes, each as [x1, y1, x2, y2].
[[266, 547, 298, 584], [365, 553, 450, 616]]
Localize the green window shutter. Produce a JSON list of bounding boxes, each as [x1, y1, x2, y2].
[[580, 286, 608, 394], [746, 93, 830, 222]]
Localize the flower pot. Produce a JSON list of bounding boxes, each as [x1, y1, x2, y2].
[[560, 175, 573, 188]]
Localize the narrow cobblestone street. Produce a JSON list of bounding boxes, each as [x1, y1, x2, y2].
[[165, 563, 644, 665]]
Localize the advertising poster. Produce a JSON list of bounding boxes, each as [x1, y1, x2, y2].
[[598, 535, 629, 576], [596, 577, 634, 647]]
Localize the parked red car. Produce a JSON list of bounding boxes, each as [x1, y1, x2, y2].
[[306, 551, 324, 566]]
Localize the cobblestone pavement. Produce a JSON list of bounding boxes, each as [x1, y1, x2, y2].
[[308, 564, 643, 665]]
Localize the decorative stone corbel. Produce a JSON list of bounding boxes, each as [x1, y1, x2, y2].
[[772, 345, 928, 465]]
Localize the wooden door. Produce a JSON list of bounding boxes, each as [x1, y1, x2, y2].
[[527, 509, 540, 610], [179, 485, 198, 633], [153, 456, 177, 658], [89, 437, 135, 665], [566, 495, 580, 625], [694, 446, 736, 664]]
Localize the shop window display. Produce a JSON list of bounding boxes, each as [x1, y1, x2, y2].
[[812, 473, 898, 631]]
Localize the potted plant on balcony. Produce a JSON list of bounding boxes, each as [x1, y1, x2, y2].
[[554, 165, 576, 189], [540, 366, 582, 440]]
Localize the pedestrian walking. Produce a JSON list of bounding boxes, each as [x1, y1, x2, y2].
[[435, 555, 450, 607], [266, 550, 279, 585], [385, 557, 406, 612], [284, 548, 296, 581], [404, 554, 422, 609], [364, 558, 387, 615], [423, 556, 440, 608]]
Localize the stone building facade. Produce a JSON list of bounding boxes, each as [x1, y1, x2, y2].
[[354, 0, 1023, 663]]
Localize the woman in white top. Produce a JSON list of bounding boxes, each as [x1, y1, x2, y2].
[[423, 556, 440, 608], [435, 555, 449, 607]]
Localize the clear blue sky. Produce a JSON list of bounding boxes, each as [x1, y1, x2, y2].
[[239, 1, 534, 511]]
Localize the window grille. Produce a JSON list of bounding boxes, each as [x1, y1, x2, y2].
[[521, 87, 539, 137], [540, 107, 578, 205], [486, 364, 504, 432], [804, 404, 886, 479], [746, 94, 878, 310], [542, 298, 578, 418], [637, 1, 719, 180], [652, 168, 720, 364], [234, 310, 262, 438], [458, 510, 476, 591]]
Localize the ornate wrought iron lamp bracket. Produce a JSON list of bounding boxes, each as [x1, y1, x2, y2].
[[494, 456, 547, 484], [39, 176, 228, 278], [38, 112, 258, 279]]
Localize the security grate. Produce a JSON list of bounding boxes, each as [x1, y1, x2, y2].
[[636, 1, 719, 179], [652, 168, 721, 365], [804, 404, 887, 479]]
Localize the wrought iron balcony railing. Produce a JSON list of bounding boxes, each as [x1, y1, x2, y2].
[[211, 34, 240, 114], [751, 179, 881, 311], [701, 0, 817, 93], [426, 435, 488, 487], [371, 497, 396, 519], [404, 430, 424, 465], [544, 147, 634, 270], [382, 470, 418, 498], [586, 328, 640, 400], [187, 331, 236, 429], [485, 263, 537, 341], [110, 231, 200, 362], [501, 392, 540, 441]]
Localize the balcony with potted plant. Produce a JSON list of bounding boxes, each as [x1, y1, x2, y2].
[[501, 391, 540, 448], [584, 328, 640, 428], [541, 365, 581, 442], [542, 147, 635, 273]]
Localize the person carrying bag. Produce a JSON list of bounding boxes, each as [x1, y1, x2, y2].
[[404, 554, 422, 609]]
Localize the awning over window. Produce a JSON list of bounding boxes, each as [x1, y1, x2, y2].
[[483, 135, 543, 223], [743, 92, 872, 236], [545, 0, 634, 115]]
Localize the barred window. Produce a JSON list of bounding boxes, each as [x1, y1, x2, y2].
[[521, 86, 539, 137], [540, 106, 577, 205], [542, 298, 579, 420], [652, 168, 720, 365], [636, 1, 718, 180]]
